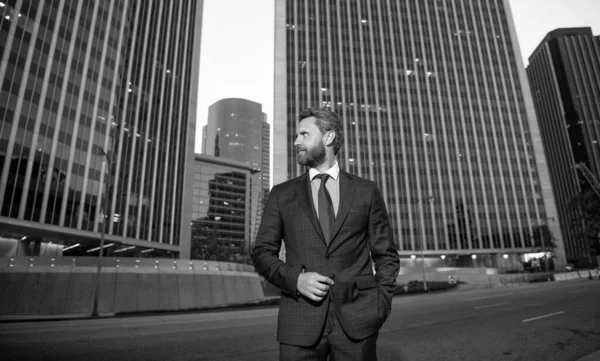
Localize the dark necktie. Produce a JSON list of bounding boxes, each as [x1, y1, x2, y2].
[[315, 174, 335, 244]]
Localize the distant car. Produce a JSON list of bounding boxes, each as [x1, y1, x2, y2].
[[565, 263, 575, 272]]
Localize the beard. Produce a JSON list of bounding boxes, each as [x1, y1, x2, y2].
[[296, 141, 327, 168]]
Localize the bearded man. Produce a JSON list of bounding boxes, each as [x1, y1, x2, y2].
[[252, 107, 400, 361]]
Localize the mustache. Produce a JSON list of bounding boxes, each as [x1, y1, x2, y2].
[[295, 146, 307, 152]]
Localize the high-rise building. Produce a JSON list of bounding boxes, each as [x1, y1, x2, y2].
[[274, 0, 565, 268], [191, 154, 259, 263], [0, 0, 203, 259], [527, 27, 600, 266], [203, 98, 270, 242]]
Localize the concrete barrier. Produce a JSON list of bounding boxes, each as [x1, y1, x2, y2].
[[158, 272, 180, 311], [39, 270, 71, 315], [0, 257, 264, 317], [222, 271, 238, 304], [98, 268, 117, 314], [16, 271, 47, 315], [177, 271, 196, 310], [65, 270, 95, 315], [209, 273, 227, 306], [195, 273, 214, 307], [552, 270, 598, 281], [397, 267, 559, 287], [0, 271, 26, 315]]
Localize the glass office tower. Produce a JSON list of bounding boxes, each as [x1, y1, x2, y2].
[[203, 98, 270, 243], [274, 0, 565, 268], [0, 0, 203, 258], [527, 28, 600, 266]]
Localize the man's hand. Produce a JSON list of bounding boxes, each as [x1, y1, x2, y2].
[[297, 272, 334, 302]]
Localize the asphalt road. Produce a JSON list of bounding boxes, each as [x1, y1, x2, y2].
[[1, 279, 599, 361]]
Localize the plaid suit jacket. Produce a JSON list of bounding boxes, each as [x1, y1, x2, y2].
[[252, 170, 400, 346]]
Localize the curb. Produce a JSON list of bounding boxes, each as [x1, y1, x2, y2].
[[0, 298, 281, 323], [576, 350, 600, 361], [0, 314, 94, 322]]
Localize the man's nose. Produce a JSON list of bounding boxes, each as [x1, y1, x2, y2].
[[293, 136, 301, 146]]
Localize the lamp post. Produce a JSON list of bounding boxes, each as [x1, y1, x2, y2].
[[92, 148, 112, 317], [417, 133, 435, 292], [502, 253, 509, 273], [416, 196, 434, 292], [471, 254, 477, 267]]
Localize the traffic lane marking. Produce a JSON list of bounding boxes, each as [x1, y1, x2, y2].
[[465, 296, 492, 301], [568, 288, 589, 294], [516, 288, 542, 294], [522, 311, 565, 323], [474, 302, 511, 309]]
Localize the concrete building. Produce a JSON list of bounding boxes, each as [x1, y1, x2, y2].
[[274, 0, 565, 269], [203, 98, 270, 242], [0, 0, 204, 259], [527, 27, 600, 266], [191, 154, 260, 263]]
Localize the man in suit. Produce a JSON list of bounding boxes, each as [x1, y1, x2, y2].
[[252, 107, 400, 360]]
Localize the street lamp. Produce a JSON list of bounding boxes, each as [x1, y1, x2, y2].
[[416, 195, 435, 292], [502, 253, 509, 273], [441, 254, 446, 268], [471, 254, 477, 267], [92, 148, 112, 317], [417, 132, 435, 292]]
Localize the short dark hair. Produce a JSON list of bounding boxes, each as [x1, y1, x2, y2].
[[298, 107, 344, 155]]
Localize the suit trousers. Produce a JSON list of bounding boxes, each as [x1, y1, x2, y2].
[[279, 299, 378, 361]]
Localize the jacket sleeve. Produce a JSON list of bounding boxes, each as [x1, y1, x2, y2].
[[368, 182, 400, 303], [251, 185, 304, 299]]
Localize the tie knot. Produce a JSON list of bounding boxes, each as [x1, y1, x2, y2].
[[315, 173, 330, 185]]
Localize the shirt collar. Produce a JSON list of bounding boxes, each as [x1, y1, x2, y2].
[[309, 160, 340, 182]]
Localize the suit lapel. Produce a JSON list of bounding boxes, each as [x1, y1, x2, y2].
[[296, 172, 326, 243], [328, 170, 355, 247]]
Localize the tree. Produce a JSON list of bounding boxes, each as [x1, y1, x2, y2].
[[569, 189, 600, 266], [191, 220, 230, 261], [531, 224, 557, 272], [532, 224, 557, 251]]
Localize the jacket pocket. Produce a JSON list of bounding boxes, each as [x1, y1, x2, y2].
[[355, 274, 377, 290], [377, 286, 391, 319]]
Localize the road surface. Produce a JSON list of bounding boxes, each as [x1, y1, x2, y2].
[[2, 278, 599, 360]]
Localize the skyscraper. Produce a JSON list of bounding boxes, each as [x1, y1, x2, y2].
[[274, 0, 565, 268], [527, 27, 600, 266], [203, 98, 270, 241], [0, 0, 203, 259]]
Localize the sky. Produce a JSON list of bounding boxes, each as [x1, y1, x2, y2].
[[195, 0, 600, 154]]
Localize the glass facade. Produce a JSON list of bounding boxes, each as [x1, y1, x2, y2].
[[203, 98, 270, 243], [274, 0, 565, 266], [191, 155, 258, 263], [527, 28, 600, 264], [0, 0, 203, 258]]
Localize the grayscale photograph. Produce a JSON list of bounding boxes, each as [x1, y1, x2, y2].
[[1, 0, 599, 360]]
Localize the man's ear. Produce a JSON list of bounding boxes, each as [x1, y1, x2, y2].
[[325, 131, 336, 146]]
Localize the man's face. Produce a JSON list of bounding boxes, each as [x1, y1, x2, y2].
[[294, 117, 327, 168]]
